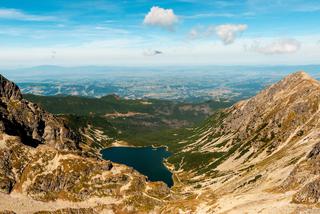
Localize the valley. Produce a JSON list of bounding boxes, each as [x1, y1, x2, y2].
[[1, 71, 320, 213], [1, 0, 320, 213], [24, 93, 233, 149], [5, 65, 320, 102]]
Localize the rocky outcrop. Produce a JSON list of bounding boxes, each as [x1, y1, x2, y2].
[[308, 142, 320, 158], [0, 135, 32, 194], [0, 75, 22, 101], [0, 136, 171, 213], [293, 178, 320, 204], [280, 141, 320, 202], [0, 74, 80, 151]]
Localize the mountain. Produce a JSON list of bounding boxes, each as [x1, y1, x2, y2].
[[1, 72, 320, 213], [0, 74, 171, 213], [165, 71, 320, 213]]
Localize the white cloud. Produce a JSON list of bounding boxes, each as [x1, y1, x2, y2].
[[215, 24, 248, 45], [0, 36, 318, 68], [182, 12, 236, 19], [188, 24, 247, 44], [249, 39, 301, 55], [182, 12, 255, 19], [188, 26, 215, 39], [143, 6, 178, 30], [0, 8, 55, 21], [143, 49, 163, 56]]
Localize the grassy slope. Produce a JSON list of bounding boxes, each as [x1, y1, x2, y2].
[[24, 94, 233, 149]]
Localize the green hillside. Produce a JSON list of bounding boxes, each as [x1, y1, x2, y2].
[[24, 94, 233, 148]]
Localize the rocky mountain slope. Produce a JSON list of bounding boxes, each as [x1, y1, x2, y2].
[[0, 74, 171, 213], [166, 71, 320, 213]]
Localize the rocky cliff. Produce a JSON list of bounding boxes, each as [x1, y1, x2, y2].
[[0, 75, 81, 151]]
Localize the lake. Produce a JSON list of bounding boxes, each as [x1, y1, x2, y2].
[[101, 146, 174, 187]]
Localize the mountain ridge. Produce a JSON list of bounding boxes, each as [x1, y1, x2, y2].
[[166, 71, 320, 212], [0, 74, 23, 100]]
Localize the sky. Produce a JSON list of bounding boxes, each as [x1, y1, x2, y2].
[[0, 0, 319, 68]]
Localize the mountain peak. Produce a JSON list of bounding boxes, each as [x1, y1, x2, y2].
[[280, 71, 318, 87], [0, 74, 22, 100], [176, 71, 320, 176], [285, 71, 314, 81], [265, 71, 319, 98]]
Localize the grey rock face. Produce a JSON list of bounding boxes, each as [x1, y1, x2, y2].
[[0, 151, 15, 194], [0, 137, 32, 195], [0, 74, 81, 151], [0, 75, 22, 101], [308, 142, 320, 159]]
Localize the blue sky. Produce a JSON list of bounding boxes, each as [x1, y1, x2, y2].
[[0, 0, 319, 67]]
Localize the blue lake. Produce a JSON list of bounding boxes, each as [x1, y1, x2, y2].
[[101, 146, 173, 187]]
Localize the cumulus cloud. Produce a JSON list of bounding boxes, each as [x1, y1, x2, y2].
[[188, 24, 247, 44], [188, 26, 215, 39], [215, 24, 247, 45], [249, 39, 301, 55], [143, 6, 178, 30]]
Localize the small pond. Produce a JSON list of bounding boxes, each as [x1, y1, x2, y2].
[[101, 146, 173, 187]]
